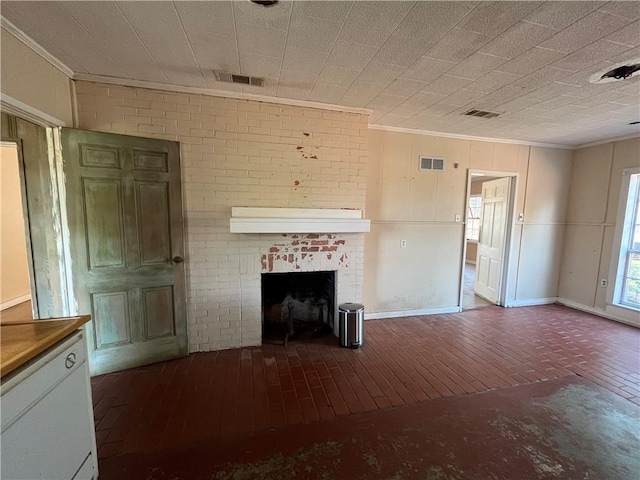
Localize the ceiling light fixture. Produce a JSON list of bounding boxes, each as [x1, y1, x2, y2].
[[590, 58, 640, 84], [250, 0, 279, 7]]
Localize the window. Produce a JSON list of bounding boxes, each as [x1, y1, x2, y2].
[[466, 196, 482, 241], [612, 170, 640, 311]]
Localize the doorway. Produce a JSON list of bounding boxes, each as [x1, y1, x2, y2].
[[0, 141, 36, 320], [460, 170, 518, 310]]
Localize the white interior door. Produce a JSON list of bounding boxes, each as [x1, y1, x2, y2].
[[474, 177, 511, 304]]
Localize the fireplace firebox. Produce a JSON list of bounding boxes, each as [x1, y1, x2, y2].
[[261, 271, 336, 345]]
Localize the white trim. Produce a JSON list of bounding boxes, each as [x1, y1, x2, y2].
[[230, 207, 370, 233], [0, 294, 31, 311], [369, 124, 573, 150], [465, 259, 476, 265], [73, 73, 373, 115], [230, 217, 370, 234], [606, 166, 640, 307], [1, 94, 67, 127], [576, 133, 640, 150], [505, 297, 557, 308], [1, 17, 74, 78], [557, 298, 640, 328], [364, 306, 459, 320]]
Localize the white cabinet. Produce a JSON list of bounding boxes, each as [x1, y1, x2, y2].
[[1, 330, 98, 479]]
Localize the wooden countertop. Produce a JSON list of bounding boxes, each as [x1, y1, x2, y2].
[[1, 315, 91, 378]]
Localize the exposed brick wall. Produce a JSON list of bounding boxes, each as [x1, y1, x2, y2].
[[74, 81, 368, 351]]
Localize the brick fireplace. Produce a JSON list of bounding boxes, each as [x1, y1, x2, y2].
[[253, 232, 364, 340], [75, 81, 369, 353]]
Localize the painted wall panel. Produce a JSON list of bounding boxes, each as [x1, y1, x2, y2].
[[567, 144, 612, 224], [606, 138, 640, 224], [524, 147, 572, 224], [516, 224, 564, 300], [380, 131, 411, 220], [366, 129, 383, 220], [0, 28, 73, 125], [469, 141, 494, 170], [364, 223, 463, 312], [557, 225, 603, 306]]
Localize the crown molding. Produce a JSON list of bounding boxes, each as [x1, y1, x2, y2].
[[575, 132, 640, 150], [73, 73, 373, 116], [1, 17, 74, 78], [369, 124, 573, 150]]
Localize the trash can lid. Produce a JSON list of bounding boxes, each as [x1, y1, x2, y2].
[[339, 302, 364, 312]]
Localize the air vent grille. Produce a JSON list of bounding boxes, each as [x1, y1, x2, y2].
[[464, 109, 500, 119], [214, 70, 264, 87], [419, 156, 444, 171]]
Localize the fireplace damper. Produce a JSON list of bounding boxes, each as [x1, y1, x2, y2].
[[261, 271, 336, 345]]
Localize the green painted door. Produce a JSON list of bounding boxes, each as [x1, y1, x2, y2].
[[61, 129, 187, 375]]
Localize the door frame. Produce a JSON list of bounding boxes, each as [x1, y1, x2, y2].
[[1, 104, 72, 318], [0, 139, 38, 314], [458, 169, 519, 311]]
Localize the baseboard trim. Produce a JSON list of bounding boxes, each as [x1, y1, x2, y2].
[[506, 297, 557, 307], [0, 294, 31, 311], [365, 306, 459, 320], [465, 260, 476, 265], [556, 298, 640, 328]]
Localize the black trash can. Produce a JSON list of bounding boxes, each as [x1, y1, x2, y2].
[[338, 303, 364, 349]]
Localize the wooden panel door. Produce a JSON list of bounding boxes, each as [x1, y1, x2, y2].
[[474, 177, 511, 304], [61, 129, 187, 375]]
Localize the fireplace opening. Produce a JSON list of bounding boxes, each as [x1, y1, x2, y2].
[[261, 270, 336, 346]]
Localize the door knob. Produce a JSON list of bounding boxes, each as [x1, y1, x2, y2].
[[173, 256, 184, 263]]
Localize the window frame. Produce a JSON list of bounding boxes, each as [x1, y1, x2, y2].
[[607, 166, 640, 317], [466, 194, 482, 243]]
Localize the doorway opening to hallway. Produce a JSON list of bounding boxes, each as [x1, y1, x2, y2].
[[461, 170, 518, 311]]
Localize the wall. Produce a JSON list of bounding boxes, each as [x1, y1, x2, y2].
[[0, 27, 73, 126], [0, 144, 31, 306], [364, 129, 572, 315], [74, 80, 368, 352], [558, 137, 640, 325]]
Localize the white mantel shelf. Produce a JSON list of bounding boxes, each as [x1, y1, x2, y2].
[[230, 207, 371, 234]]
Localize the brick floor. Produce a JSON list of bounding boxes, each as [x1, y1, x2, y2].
[[90, 304, 640, 459]]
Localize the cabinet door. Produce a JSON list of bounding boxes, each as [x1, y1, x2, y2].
[[1, 366, 93, 479]]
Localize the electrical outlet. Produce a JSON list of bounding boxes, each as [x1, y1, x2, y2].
[[600, 279, 608, 288], [400, 239, 407, 248], [455, 214, 462, 222]]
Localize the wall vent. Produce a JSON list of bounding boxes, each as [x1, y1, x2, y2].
[[419, 156, 444, 171], [463, 109, 500, 119], [214, 70, 264, 87]]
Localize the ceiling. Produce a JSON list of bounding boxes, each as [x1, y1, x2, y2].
[[2, 1, 639, 146]]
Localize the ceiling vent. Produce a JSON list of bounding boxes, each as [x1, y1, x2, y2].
[[419, 156, 444, 171], [590, 58, 640, 84], [463, 109, 500, 119], [214, 70, 264, 87]]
